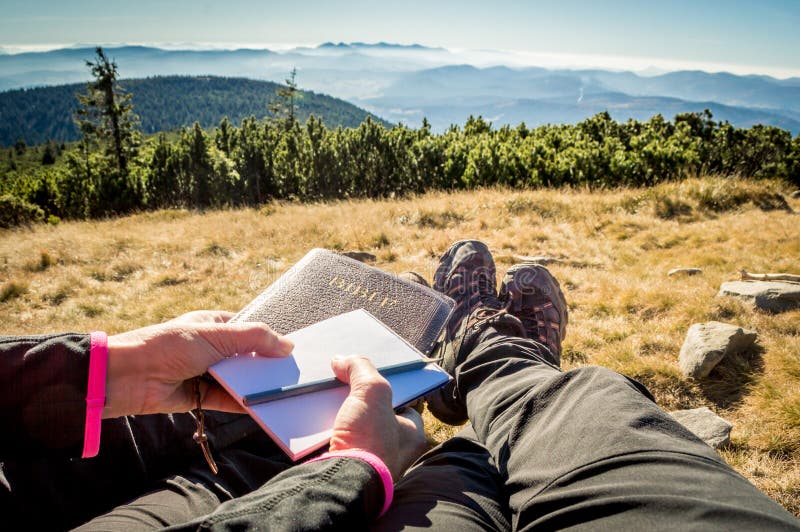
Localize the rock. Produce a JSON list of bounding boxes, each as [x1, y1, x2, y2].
[[678, 321, 757, 379], [669, 407, 732, 449], [718, 281, 800, 313], [398, 271, 430, 288], [512, 254, 562, 265], [668, 267, 702, 277], [341, 251, 377, 263]]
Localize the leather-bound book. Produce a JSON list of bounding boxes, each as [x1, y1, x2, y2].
[[232, 248, 455, 356]]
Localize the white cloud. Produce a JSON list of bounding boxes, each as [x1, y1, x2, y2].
[[1, 41, 797, 79], [446, 48, 800, 79]]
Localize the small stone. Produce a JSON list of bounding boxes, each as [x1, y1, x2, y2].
[[668, 267, 702, 276], [669, 407, 732, 449], [678, 321, 757, 379], [512, 254, 562, 265], [398, 271, 430, 288], [718, 281, 800, 313], [341, 251, 377, 263]]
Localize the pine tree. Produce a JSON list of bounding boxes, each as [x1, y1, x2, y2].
[[75, 47, 140, 174], [73, 47, 142, 214], [41, 142, 56, 165], [268, 68, 302, 127]]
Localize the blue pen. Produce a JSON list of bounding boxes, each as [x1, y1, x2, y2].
[[242, 358, 430, 406]]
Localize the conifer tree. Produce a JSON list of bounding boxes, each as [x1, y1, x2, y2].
[[73, 47, 142, 213], [268, 68, 302, 127], [75, 47, 140, 175]]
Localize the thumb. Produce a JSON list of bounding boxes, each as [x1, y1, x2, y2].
[[331, 356, 391, 400], [195, 322, 294, 363]]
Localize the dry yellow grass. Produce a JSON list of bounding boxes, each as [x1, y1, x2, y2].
[[1, 177, 798, 514]]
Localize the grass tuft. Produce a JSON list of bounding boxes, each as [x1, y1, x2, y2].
[[1, 282, 27, 302], [24, 251, 55, 272], [411, 208, 465, 229], [372, 232, 391, 248], [198, 242, 231, 257]]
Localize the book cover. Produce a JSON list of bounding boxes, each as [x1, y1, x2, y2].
[[210, 309, 451, 460], [231, 248, 455, 356]]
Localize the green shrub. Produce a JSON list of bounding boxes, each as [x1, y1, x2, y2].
[[0, 194, 45, 228], [4, 110, 800, 219]]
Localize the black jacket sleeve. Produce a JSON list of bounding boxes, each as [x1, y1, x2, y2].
[[171, 457, 386, 531], [0, 333, 90, 460]]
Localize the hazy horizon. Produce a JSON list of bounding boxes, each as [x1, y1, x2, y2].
[[1, 41, 798, 81], [2, 0, 799, 79]]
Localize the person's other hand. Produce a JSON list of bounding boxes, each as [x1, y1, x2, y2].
[[104, 311, 293, 418], [329, 356, 427, 480]]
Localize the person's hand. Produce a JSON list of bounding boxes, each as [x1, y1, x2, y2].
[[329, 356, 427, 480], [104, 310, 293, 418]]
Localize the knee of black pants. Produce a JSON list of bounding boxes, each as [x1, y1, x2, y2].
[[376, 431, 511, 531], [564, 366, 656, 402]]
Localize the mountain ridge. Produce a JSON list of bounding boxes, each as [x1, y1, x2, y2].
[[1, 44, 798, 135], [0, 75, 391, 147]]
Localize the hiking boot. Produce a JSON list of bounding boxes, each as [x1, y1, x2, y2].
[[499, 263, 568, 366], [426, 240, 525, 425], [433, 240, 502, 340]]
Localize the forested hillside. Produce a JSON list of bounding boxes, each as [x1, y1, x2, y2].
[[0, 76, 391, 146]]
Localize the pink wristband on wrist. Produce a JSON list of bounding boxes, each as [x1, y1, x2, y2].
[[82, 331, 108, 458], [307, 449, 394, 517]]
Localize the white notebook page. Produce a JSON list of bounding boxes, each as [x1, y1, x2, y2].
[[210, 308, 450, 460]]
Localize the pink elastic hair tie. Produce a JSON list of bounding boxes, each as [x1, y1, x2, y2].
[[82, 331, 108, 458], [307, 449, 394, 517]]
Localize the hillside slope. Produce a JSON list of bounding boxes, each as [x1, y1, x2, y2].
[[0, 178, 797, 515], [0, 75, 392, 146]]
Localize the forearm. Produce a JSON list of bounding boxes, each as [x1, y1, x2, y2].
[[168, 455, 389, 530], [0, 333, 90, 459]]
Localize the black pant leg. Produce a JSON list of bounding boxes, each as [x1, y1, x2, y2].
[[459, 328, 799, 531], [374, 425, 511, 532]]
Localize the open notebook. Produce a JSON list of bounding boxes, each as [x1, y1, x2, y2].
[[209, 309, 451, 460]]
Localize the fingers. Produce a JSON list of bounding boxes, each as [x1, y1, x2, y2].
[[331, 356, 392, 402], [169, 310, 236, 324], [200, 382, 247, 414], [195, 322, 294, 365], [396, 406, 424, 435], [394, 407, 428, 474], [396, 406, 426, 449]]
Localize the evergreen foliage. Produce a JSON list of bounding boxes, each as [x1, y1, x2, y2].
[[1, 109, 798, 227], [268, 68, 301, 127], [72, 47, 143, 216]]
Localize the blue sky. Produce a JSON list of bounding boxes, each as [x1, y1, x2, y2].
[[2, 0, 799, 77]]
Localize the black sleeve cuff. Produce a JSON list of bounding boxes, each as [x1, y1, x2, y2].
[[191, 457, 384, 530], [0, 333, 91, 459]]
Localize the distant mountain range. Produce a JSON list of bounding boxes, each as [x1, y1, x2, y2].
[[0, 76, 390, 146], [1, 43, 799, 138]]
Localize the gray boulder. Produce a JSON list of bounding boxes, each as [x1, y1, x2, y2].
[[679, 321, 757, 379], [668, 267, 702, 276], [718, 281, 800, 313], [511, 254, 562, 265], [669, 407, 733, 449]]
